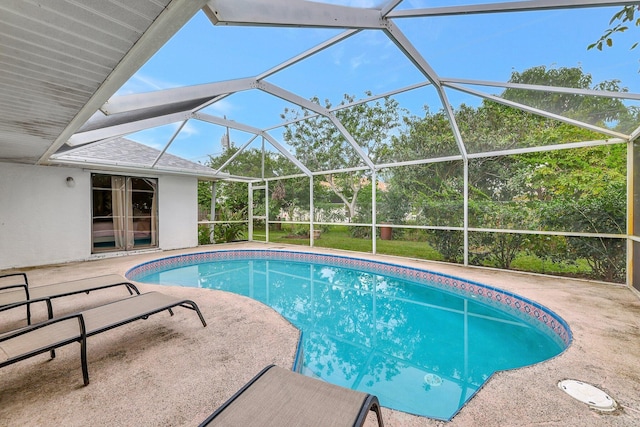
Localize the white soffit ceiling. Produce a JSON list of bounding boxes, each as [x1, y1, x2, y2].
[[0, 0, 206, 164]]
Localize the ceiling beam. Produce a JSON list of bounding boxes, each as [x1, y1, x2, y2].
[[100, 78, 257, 115], [448, 82, 630, 140], [256, 30, 359, 81], [257, 81, 376, 170], [204, 0, 384, 29], [68, 111, 190, 146], [193, 111, 312, 176], [388, 0, 638, 18], [442, 77, 640, 101], [193, 111, 263, 135], [383, 21, 468, 159]]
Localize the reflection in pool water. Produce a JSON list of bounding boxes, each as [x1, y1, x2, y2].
[[129, 252, 569, 420]]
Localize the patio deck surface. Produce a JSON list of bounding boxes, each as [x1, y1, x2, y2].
[[1, 242, 639, 426]]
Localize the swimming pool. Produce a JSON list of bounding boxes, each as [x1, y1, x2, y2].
[[127, 249, 571, 420]]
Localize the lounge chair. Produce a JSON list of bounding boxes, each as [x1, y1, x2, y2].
[[199, 365, 384, 427], [0, 291, 206, 385], [0, 273, 140, 324]]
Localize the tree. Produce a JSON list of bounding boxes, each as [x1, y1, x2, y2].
[[515, 144, 627, 201], [589, 5, 639, 51], [281, 93, 403, 219], [539, 182, 626, 282], [504, 65, 629, 123], [387, 65, 629, 279]]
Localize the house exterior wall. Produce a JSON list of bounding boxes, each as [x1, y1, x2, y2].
[[0, 162, 198, 270], [158, 175, 198, 250], [0, 162, 89, 269]]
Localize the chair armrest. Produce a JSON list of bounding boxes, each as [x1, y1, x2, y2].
[[0, 272, 28, 286], [0, 297, 54, 319], [0, 273, 30, 302], [0, 284, 30, 301], [0, 312, 84, 344], [0, 311, 89, 385]]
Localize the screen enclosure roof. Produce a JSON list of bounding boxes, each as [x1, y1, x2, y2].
[[0, 0, 638, 180]]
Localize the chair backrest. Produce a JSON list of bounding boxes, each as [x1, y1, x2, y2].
[[200, 365, 384, 427]]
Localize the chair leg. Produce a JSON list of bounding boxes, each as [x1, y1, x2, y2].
[[371, 402, 384, 427], [126, 284, 141, 295], [179, 301, 207, 327], [77, 315, 89, 386], [356, 396, 384, 427], [80, 337, 89, 386]]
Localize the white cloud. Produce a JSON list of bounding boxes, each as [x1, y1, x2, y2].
[[203, 98, 236, 117], [175, 121, 199, 138], [331, 45, 345, 66], [350, 53, 368, 70]]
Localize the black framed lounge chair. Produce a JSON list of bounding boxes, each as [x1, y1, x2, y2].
[[0, 291, 206, 386], [0, 273, 140, 324], [199, 365, 384, 427]]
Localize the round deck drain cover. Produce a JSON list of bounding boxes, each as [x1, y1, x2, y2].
[[558, 380, 617, 411]]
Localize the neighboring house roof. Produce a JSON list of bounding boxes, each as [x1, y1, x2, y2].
[[52, 137, 224, 179]]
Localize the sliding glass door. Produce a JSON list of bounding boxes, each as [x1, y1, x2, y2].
[[92, 174, 158, 252]]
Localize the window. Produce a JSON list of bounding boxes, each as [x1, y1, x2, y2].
[[92, 174, 158, 252]]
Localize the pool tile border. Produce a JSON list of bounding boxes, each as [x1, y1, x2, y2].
[[127, 249, 572, 348]]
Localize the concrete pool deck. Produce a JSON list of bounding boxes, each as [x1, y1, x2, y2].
[[1, 242, 639, 426]]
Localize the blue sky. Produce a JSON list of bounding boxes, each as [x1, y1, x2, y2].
[[116, 2, 640, 165]]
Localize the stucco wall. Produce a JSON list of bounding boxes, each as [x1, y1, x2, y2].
[[158, 174, 198, 250], [0, 162, 198, 270], [0, 162, 89, 269]]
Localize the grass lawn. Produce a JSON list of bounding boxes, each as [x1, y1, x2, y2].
[[510, 254, 591, 276], [262, 225, 595, 279], [268, 226, 442, 261]]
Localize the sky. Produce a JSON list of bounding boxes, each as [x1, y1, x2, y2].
[[115, 1, 640, 166]]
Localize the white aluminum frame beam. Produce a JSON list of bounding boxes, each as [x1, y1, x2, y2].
[[100, 78, 257, 115], [631, 126, 640, 143], [383, 21, 468, 159], [376, 155, 464, 170], [194, 111, 312, 176], [448, 82, 630, 140], [49, 156, 228, 179], [213, 135, 259, 175], [374, 138, 626, 170], [380, 1, 404, 17], [205, 0, 385, 29], [151, 120, 188, 167], [382, 18, 472, 263], [68, 111, 191, 146], [467, 138, 626, 159], [194, 31, 360, 113], [383, 20, 441, 89], [193, 111, 264, 134], [442, 77, 640, 101], [313, 165, 371, 176], [264, 81, 431, 131], [257, 30, 360, 80], [261, 132, 312, 177], [257, 81, 376, 170], [388, 0, 639, 18]]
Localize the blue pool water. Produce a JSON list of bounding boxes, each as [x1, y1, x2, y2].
[[128, 250, 570, 420]]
